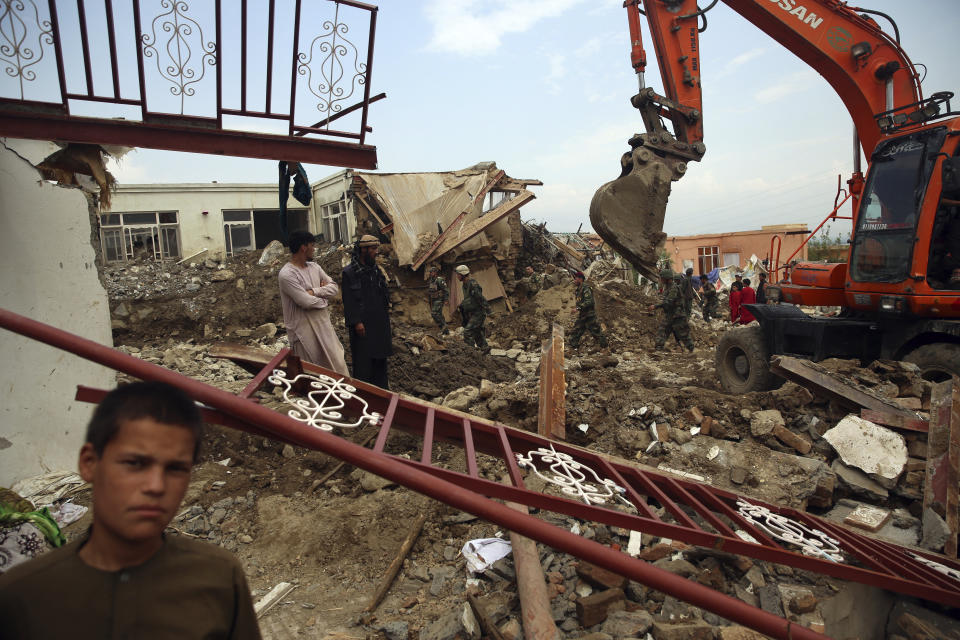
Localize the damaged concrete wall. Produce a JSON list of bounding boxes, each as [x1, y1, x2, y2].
[[0, 141, 115, 486]]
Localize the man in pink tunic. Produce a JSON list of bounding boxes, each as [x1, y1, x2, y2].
[[278, 231, 349, 376]]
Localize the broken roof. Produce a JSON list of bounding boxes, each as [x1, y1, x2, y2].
[[355, 163, 540, 268]]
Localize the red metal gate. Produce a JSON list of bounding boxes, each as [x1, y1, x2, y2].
[[4, 307, 959, 639]]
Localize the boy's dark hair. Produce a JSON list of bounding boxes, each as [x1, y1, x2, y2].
[[743, 278, 751, 286], [86, 382, 204, 462], [289, 230, 316, 254]]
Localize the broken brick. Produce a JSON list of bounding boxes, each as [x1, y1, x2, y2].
[[684, 407, 704, 425], [843, 503, 892, 532], [771, 423, 813, 454], [637, 544, 674, 563], [576, 560, 628, 590], [575, 588, 625, 627], [699, 416, 713, 435]]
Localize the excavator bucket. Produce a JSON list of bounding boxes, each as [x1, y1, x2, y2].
[[589, 143, 687, 279]]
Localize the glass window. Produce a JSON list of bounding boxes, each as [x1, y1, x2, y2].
[[850, 128, 946, 283], [103, 229, 123, 261], [101, 214, 121, 226], [158, 211, 178, 224], [228, 225, 253, 253], [122, 212, 157, 224], [223, 210, 252, 222]]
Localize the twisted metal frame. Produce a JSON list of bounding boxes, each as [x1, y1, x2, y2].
[[0, 0, 53, 99], [517, 444, 628, 506], [268, 369, 381, 432], [297, 1, 366, 121]]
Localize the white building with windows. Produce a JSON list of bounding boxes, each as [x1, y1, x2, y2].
[[106, 172, 358, 262]]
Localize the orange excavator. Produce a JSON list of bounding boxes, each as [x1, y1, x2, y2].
[[590, 0, 960, 390]]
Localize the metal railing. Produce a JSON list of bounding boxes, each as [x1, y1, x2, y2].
[[0, 0, 378, 144]]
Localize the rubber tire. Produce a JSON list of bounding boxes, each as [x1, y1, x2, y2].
[[904, 343, 960, 383], [715, 324, 783, 393]]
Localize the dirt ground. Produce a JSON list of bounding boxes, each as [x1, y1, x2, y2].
[[49, 245, 956, 639]]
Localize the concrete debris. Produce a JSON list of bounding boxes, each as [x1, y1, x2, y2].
[[749, 409, 784, 437], [823, 415, 908, 483], [920, 507, 950, 552]]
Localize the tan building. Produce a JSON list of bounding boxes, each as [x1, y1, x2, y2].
[[665, 224, 810, 275]]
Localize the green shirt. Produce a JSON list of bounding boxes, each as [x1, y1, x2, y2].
[[428, 275, 449, 303], [0, 532, 261, 639], [461, 277, 487, 313], [575, 282, 596, 313]]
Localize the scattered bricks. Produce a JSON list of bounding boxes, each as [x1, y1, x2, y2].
[[684, 407, 704, 425], [637, 544, 674, 563], [907, 438, 928, 459], [576, 588, 626, 628], [771, 423, 813, 454], [655, 423, 671, 442], [650, 621, 714, 640], [576, 560, 628, 590], [750, 409, 785, 437], [699, 416, 713, 435], [843, 503, 892, 532]]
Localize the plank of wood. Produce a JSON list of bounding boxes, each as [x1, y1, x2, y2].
[[430, 191, 535, 260], [538, 323, 566, 440], [769, 356, 919, 418], [254, 582, 297, 617], [860, 408, 930, 433]]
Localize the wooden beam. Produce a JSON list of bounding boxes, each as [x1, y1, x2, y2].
[[538, 323, 566, 440], [924, 380, 960, 558], [355, 193, 391, 232], [430, 191, 535, 260], [769, 356, 920, 418], [410, 170, 506, 271], [859, 408, 929, 433]]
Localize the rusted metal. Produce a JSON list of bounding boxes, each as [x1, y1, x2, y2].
[[5, 307, 960, 636], [0, 112, 378, 168], [860, 408, 930, 433], [537, 323, 565, 440], [770, 356, 920, 418], [0, 0, 379, 167], [924, 380, 960, 558]]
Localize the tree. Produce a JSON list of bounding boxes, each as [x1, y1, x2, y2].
[[806, 224, 848, 262]]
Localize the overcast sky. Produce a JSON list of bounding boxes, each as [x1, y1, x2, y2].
[[102, 0, 960, 236]]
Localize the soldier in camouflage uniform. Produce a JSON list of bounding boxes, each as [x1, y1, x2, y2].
[[700, 276, 720, 321], [570, 271, 608, 350], [651, 268, 694, 352], [427, 264, 449, 334], [682, 267, 695, 317], [524, 266, 542, 298], [455, 264, 490, 350]]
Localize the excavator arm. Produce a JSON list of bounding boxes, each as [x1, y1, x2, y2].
[[591, 0, 923, 276]]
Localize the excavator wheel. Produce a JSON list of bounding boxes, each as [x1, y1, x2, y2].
[[715, 325, 783, 393], [904, 343, 960, 383]]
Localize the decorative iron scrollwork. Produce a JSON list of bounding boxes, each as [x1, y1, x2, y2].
[[269, 369, 381, 432], [737, 499, 844, 562], [141, 0, 216, 113], [907, 551, 960, 584], [297, 2, 366, 119], [516, 445, 627, 506], [0, 0, 53, 99]]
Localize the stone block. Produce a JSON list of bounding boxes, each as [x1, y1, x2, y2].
[[920, 507, 950, 552], [498, 619, 522, 640], [823, 415, 907, 483], [771, 423, 813, 454], [576, 588, 626, 628], [442, 386, 479, 411], [831, 459, 888, 501], [778, 584, 817, 614], [750, 409, 784, 437], [895, 396, 923, 410], [577, 560, 628, 590], [600, 609, 653, 638], [684, 407, 704, 425]]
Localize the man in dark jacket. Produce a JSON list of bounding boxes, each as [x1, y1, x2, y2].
[[342, 235, 393, 388], [756, 271, 768, 304]]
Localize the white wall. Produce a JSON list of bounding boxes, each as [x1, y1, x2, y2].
[[0, 141, 115, 486], [111, 183, 283, 259]]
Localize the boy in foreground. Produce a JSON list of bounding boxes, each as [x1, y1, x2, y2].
[[0, 381, 261, 639]]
